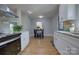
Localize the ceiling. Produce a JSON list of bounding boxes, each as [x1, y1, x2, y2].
[[7, 4, 59, 19]]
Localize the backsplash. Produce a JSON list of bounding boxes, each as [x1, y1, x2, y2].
[[63, 20, 79, 32], [0, 22, 10, 33], [63, 20, 72, 31], [71, 20, 79, 32]]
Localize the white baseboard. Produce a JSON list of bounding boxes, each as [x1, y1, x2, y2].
[[44, 34, 53, 36], [30, 34, 53, 37]]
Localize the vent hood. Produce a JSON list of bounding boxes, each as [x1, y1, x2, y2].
[[0, 4, 18, 18]]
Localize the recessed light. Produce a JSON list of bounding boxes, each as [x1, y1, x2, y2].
[[27, 10, 32, 14], [38, 16, 44, 18]]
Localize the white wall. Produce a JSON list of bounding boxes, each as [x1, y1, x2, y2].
[[51, 13, 58, 35], [16, 9, 33, 37], [31, 18, 53, 36], [31, 13, 58, 37], [21, 13, 32, 36]]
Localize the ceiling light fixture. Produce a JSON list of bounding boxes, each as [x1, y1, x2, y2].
[[38, 15, 44, 18], [27, 10, 32, 14]]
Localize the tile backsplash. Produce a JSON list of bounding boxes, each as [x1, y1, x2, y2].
[[72, 20, 79, 32], [0, 22, 10, 33], [63, 20, 79, 32], [63, 20, 72, 31]]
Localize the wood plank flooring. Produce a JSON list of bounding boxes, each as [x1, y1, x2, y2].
[[19, 37, 60, 55]]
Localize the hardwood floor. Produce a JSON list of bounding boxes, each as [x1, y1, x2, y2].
[[19, 37, 60, 55]]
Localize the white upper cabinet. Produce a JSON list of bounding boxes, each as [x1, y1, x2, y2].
[[59, 4, 67, 21], [76, 5, 79, 20], [59, 4, 76, 21], [67, 4, 76, 20]]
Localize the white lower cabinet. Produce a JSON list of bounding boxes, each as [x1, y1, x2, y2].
[[54, 32, 79, 55], [54, 38, 71, 54], [68, 44, 79, 55], [21, 31, 29, 51]]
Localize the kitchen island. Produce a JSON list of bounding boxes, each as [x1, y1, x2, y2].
[[54, 31, 79, 55]]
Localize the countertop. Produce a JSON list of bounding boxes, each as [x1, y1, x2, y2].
[[57, 31, 79, 39], [0, 32, 21, 38]]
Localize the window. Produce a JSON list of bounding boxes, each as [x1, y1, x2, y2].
[[10, 23, 14, 33], [36, 22, 43, 29], [10, 22, 17, 33]]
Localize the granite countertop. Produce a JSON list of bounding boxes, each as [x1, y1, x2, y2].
[[57, 31, 79, 39], [0, 32, 21, 38]]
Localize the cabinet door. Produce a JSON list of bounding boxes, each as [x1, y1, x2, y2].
[[59, 4, 67, 21], [55, 38, 71, 54], [67, 43, 79, 55], [54, 32, 79, 55], [67, 4, 76, 20], [54, 32, 71, 55], [21, 31, 29, 51], [59, 4, 76, 21], [21, 33, 26, 51]]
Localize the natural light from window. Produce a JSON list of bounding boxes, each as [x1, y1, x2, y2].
[[36, 22, 43, 29]]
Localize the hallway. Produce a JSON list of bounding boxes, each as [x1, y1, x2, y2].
[[20, 37, 60, 55]]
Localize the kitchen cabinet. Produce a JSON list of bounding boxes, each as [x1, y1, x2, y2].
[[21, 31, 29, 51], [67, 43, 79, 55], [54, 39, 71, 54], [54, 32, 79, 55], [67, 4, 76, 20], [54, 32, 71, 54], [0, 17, 18, 24], [59, 4, 76, 21], [76, 5, 79, 20], [59, 4, 67, 21]]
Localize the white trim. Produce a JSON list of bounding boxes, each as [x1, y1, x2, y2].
[[30, 34, 53, 37], [44, 34, 53, 36]]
